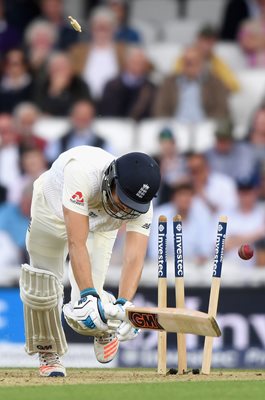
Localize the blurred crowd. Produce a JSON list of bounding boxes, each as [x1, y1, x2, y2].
[[1, 0, 265, 276]]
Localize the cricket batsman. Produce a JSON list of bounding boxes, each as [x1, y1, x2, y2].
[[19, 145, 160, 377]]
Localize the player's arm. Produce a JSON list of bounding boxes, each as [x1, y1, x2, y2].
[[62, 161, 94, 291], [63, 206, 93, 290], [62, 160, 108, 332], [117, 205, 153, 301], [104, 229, 149, 342], [118, 231, 149, 301], [63, 206, 108, 333], [104, 228, 149, 342]]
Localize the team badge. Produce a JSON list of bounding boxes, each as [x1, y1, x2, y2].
[[70, 191, 84, 206]]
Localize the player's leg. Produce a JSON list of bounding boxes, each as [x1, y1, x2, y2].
[[20, 176, 69, 377], [66, 229, 119, 363]]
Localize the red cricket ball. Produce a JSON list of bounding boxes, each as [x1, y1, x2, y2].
[[238, 244, 254, 260]]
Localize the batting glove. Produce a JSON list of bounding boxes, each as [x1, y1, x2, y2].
[[64, 288, 108, 332], [116, 320, 140, 342], [104, 298, 140, 341], [104, 297, 131, 320]]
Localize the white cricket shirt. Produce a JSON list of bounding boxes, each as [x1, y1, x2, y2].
[[42, 146, 152, 235]]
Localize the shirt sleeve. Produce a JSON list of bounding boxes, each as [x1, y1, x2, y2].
[[126, 203, 153, 237], [62, 160, 90, 216]]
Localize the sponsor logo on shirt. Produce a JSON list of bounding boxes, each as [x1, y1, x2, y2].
[[88, 211, 98, 218], [142, 223, 151, 230], [70, 191, 84, 206]]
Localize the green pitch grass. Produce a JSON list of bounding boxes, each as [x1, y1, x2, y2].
[[1, 369, 265, 400], [2, 381, 265, 400]]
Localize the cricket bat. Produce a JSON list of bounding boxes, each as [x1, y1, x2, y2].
[[126, 307, 221, 337]]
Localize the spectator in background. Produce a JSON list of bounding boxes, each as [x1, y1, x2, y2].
[[248, 107, 265, 201], [258, 161, 265, 201], [4, 0, 40, 35], [100, 46, 155, 120], [220, 0, 261, 41], [38, 0, 78, 50], [248, 107, 265, 162], [0, 113, 20, 201], [186, 152, 238, 214], [238, 19, 265, 68], [69, 6, 126, 103], [154, 128, 187, 205], [148, 180, 213, 264], [0, 0, 21, 53], [106, 0, 141, 44], [20, 147, 47, 180], [224, 177, 265, 267], [32, 52, 90, 116], [153, 47, 230, 122], [84, 0, 110, 16], [206, 119, 259, 182], [0, 49, 32, 113], [175, 25, 240, 93], [24, 19, 57, 79], [8, 147, 47, 204], [45, 100, 109, 163], [0, 184, 6, 203], [0, 182, 32, 263], [13, 102, 46, 152], [0, 185, 21, 271]]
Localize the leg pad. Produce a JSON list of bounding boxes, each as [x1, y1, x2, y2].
[[20, 264, 68, 355]]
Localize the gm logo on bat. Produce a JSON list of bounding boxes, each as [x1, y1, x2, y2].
[[127, 311, 164, 330]]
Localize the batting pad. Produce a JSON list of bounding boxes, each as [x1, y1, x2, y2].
[[20, 264, 68, 356]]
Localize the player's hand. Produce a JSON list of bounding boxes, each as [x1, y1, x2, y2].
[[104, 297, 133, 321], [104, 298, 140, 341], [64, 288, 108, 332], [116, 321, 140, 341]]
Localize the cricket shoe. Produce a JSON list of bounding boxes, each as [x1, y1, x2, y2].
[[94, 333, 119, 363], [39, 352, 66, 377]]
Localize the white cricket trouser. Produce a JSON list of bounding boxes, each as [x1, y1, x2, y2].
[[26, 175, 117, 304]]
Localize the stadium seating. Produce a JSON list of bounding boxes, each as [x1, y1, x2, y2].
[[161, 19, 201, 45], [131, 19, 158, 44], [130, 0, 178, 24], [215, 43, 246, 72], [92, 118, 137, 156], [145, 43, 183, 75], [192, 120, 217, 152], [229, 70, 265, 139], [186, 0, 225, 27], [136, 118, 179, 155], [33, 117, 70, 141], [136, 118, 216, 155]]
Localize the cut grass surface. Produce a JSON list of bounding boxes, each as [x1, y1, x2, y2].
[[1, 381, 265, 400]]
